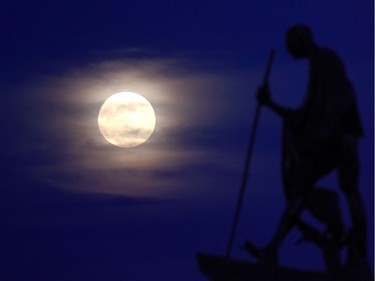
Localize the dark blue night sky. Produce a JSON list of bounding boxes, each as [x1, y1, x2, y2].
[[0, 1, 373, 280]]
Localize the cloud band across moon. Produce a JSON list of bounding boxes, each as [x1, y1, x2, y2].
[[22, 54, 259, 197], [98, 92, 156, 148]]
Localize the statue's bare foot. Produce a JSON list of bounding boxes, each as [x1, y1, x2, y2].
[[242, 240, 278, 268], [242, 240, 260, 257]]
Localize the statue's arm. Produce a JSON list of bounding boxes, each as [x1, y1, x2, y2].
[[257, 86, 294, 119], [266, 99, 293, 119]]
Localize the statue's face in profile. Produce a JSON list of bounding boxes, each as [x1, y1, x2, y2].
[[286, 37, 307, 59], [285, 25, 312, 59]]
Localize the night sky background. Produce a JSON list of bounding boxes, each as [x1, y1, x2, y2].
[[0, 1, 373, 280]]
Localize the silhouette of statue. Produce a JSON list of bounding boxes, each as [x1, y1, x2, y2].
[[243, 25, 368, 271]]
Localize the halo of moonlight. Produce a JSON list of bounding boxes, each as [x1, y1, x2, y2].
[[98, 92, 156, 148]]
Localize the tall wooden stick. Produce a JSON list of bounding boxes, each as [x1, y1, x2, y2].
[[225, 49, 275, 259]]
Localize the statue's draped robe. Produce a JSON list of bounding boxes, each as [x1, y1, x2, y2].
[[281, 47, 363, 197]]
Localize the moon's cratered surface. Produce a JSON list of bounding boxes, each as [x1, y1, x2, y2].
[[98, 92, 156, 148]]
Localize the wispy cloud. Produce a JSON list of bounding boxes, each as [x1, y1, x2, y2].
[[17, 53, 262, 197]]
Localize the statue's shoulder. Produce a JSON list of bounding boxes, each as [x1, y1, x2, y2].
[[315, 47, 345, 69]]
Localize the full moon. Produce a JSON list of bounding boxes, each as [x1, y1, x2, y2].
[[98, 92, 156, 148]]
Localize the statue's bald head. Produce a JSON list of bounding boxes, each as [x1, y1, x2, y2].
[[285, 25, 316, 58]]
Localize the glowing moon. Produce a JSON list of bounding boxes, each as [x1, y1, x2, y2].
[[98, 92, 156, 148]]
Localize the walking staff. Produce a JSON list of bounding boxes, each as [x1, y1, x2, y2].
[[226, 49, 275, 259]]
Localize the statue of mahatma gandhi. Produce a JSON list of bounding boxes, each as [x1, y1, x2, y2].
[[243, 25, 368, 272]]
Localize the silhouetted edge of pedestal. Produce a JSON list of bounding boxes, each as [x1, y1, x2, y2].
[[196, 253, 373, 281]]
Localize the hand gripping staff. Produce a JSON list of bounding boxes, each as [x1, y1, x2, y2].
[[225, 49, 276, 259]]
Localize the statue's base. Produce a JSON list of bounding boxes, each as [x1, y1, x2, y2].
[[197, 253, 373, 281]]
